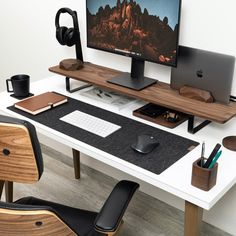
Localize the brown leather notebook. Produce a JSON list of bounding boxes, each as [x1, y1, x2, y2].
[[14, 92, 67, 115]]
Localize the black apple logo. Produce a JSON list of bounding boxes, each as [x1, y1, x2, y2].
[[196, 69, 203, 78]]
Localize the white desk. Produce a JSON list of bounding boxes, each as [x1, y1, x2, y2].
[[1, 76, 236, 236]]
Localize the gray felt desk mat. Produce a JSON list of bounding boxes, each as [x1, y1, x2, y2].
[[8, 94, 199, 175]]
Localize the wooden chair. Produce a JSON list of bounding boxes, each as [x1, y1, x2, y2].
[[0, 115, 139, 236]]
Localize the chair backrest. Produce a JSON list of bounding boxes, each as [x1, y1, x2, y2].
[[0, 115, 44, 183]]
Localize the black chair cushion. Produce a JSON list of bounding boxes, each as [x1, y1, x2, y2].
[[15, 197, 104, 236], [0, 200, 52, 211]]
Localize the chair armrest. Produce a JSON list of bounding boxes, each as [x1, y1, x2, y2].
[[94, 180, 139, 233]]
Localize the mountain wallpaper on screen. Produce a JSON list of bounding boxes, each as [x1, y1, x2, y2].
[[87, 0, 179, 65]]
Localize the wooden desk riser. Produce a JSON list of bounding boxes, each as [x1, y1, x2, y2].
[[49, 62, 236, 124]]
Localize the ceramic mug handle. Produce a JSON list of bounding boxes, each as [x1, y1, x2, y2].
[[6, 79, 13, 92]]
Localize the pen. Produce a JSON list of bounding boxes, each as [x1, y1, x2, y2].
[[208, 150, 222, 169], [200, 141, 205, 167], [203, 143, 221, 168]]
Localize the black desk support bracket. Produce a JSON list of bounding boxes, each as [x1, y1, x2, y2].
[[188, 115, 211, 134], [65, 77, 91, 93]]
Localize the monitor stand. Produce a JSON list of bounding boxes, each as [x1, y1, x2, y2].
[[107, 58, 157, 91]]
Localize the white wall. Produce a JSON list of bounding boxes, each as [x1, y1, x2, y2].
[[1, 0, 236, 234], [1, 0, 236, 93]]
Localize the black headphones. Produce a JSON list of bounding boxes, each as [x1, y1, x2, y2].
[[55, 8, 79, 47]]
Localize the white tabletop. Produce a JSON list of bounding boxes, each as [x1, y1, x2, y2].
[[1, 75, 236, 210]]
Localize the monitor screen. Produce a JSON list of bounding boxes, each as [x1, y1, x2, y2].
[[86, 0, 181, 90], [87, 0, 181, 67]]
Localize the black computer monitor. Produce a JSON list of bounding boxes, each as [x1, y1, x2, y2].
[[86, 0, 182, 90]]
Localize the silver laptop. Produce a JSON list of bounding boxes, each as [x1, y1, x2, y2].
[[171, 46, 235, 104]]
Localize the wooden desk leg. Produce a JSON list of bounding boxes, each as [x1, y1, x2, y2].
[[184, 201, 203, 236], [5, 181, 13, 203], [72, 149, 80, 179], [0, 180, 5, 200]]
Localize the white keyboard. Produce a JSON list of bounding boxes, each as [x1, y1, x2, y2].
[[60, 110, 121, 138]]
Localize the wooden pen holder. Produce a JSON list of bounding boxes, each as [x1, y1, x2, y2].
[[191, 158, 218, 191]]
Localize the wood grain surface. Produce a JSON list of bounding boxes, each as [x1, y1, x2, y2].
[[49, 63, 236, 123], [0, 123, 39, 183], [0, 208, 76, 236]]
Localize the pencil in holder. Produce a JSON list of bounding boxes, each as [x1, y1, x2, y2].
[[191, 158, 218, 191]]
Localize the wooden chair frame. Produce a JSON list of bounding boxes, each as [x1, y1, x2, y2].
[[0, 208, 76, 236]]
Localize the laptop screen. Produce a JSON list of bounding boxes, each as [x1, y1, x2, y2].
[[171, 46, 235, 104]]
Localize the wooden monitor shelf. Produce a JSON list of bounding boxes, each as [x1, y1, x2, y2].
[[49, 62, 236, 127]]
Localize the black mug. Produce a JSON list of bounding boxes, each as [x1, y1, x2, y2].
[[6, 74, 30, 97]]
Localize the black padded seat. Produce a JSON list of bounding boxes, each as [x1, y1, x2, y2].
[[15, 197, 104, 236]]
